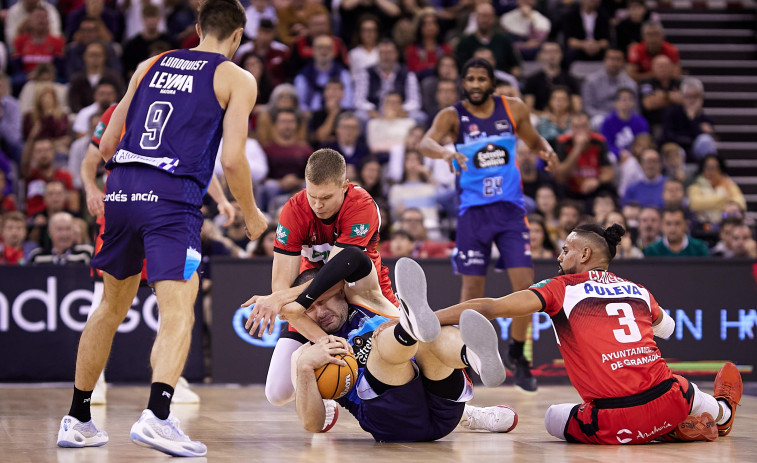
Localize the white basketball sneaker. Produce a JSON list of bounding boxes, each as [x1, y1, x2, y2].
[[394, 258, 441, 343], [57, 415, 108, 447], [172, 377, 200, 404], [129, 409, 207, 457], [90, 373, 107, 405], [459, 309, 507, 387], [459, 405, 518, 433], [321, 399, 339, 432]]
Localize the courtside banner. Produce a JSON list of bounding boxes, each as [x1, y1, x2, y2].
[[0, 266, 204, 382], [212, 258, 757, 384]]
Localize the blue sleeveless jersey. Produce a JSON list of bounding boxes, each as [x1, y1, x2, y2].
[[334, 304, 390, 416], [453, 96, 524, 214], [107, 49, 228, 195]]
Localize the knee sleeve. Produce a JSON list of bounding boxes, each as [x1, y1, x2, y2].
[[544, 403, 576, 441], [265, 338, 304, 406]]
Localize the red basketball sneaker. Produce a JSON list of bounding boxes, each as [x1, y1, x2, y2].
[[714, 362, 742, 436], [664, 413, 718, 442]]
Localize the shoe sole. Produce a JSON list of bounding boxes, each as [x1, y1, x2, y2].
[[57, 439, 108, 448], [673, 413, 718, 442], [395, 258, 441, 343], [130, 431, 206, 458], [714, 362, 742, 436], [460, 310, 506, 387]]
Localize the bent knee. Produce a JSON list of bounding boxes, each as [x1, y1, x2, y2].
[[545, 403, 575, 441]]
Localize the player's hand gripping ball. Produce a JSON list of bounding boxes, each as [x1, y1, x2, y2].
[[314, 352, 359, 399]]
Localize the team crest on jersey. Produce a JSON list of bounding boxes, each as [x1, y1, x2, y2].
[[495, 120, 510, 131], [531, 279, 551, 289], [468, 124, 480, 137], [350, 223, 370, 237], [474, 143, 509, 168], [93, 121, 105, 139], [276, 224, 289, 245]]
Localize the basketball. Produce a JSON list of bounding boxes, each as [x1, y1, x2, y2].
[[314, 353, 359, 400]]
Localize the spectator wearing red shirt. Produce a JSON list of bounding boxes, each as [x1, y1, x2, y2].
[[12, 6, 64, 75], [404, 9, 452, 76], [626, 21, 681, 82], [0, 169, 17, 213], [261, 109, 312, 211], [285, 8, 350, 77], [554, 112, 615, 201], [21, 137, 78, 218], [1, 211, 33, 264], [234, 19, 288, 86]]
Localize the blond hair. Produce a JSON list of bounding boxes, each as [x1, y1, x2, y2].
[[305, 148, 346, 185]]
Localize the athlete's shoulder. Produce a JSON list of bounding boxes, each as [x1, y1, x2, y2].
[[280, 190, 312, 221]]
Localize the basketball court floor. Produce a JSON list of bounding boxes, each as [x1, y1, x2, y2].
[[1, 383, 754, 462]]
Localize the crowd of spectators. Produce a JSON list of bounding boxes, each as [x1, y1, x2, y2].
[[0, 0, 754, 270]]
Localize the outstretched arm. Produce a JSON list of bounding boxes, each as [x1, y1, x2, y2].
[[436, 290, 543, 325]]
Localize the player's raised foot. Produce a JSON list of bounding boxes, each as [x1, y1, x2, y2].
[[459, 405, 517, 433], [172, 377, 200, 404], [459, 310, 506, 387], [503, 344, 538, 393], [714, 362, 742, 436], [129, 409, 207, 457], [57, 416, 108, 448], [90, 373, 107, 405], [664, 413, 718, 442], [321, 399, 339, 432], [394, 258, 441, 343]]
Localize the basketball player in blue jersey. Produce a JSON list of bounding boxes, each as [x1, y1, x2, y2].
[[419, 58, 558, 392], [57, 0, 267, 457]]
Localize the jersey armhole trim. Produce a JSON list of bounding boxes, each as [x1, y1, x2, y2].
[[273, 247, 301, 256], [529, 288, 546, 312], [501, 96, 518, 133]]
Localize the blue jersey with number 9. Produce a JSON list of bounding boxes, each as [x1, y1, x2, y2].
[[452, 96, 524, 215], [107, 49, 228, 192]]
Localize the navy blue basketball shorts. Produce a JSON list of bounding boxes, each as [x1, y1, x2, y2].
[[452, 201, 532, 276], [91, 165, 203, 284]]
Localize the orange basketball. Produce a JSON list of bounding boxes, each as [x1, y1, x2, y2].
[[314, 353, 359, 400]]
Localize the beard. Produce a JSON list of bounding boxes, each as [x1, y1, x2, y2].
[[463, 87, 494, 106], [558, 263, 575, 275]]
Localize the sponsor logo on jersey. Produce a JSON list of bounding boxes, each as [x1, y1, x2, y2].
[[495, 120, 511, 131], [531, 279, 551, 289], [148, 71, 194, 94], [474, 143, 509, 169], [276, 224, 289, 245], [93, 121, 105, 139], [350, 223, 370, 237], [469, 123, 480, 137], [616, 429, 633, 444]]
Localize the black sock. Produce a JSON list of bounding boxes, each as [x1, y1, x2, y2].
[[393, 324, 417, 346], [460, 345, 471, 367], [68, 387, 93, 422], [147, 382, 174, 420], [510, 340, 525, 359]]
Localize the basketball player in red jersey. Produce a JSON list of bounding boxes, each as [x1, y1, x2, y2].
[[400, 223, 743, 444]]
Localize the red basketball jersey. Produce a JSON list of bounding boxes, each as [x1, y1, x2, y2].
[[530, 271, 672, 402], [274, 184, 397, 305]]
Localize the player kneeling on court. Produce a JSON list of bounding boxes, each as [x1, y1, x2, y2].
[[246, 250, 514, 441], [399, 224, 742, 444]]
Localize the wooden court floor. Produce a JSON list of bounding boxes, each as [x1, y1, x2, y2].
[[1, 384, 754, 462]]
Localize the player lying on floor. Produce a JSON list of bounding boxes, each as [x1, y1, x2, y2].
[[244, 248, 517, 438], [399, 223, 742, 444]]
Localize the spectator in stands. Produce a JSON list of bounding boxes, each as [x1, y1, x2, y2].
[[472, 47, 520, 90], [244, 0, 277, 41], [528, 214, 557, 259], [614, 0, 657, 55], [262, 109, 311, 210], [535, 185, 560, 242], [120, 0, 166, 43], [294, 35, 354, 114], [386, 125, 425, 183], [663, 178, 688, 210], [603, 210, 644, 258], [640, 55, 682, 136], [366, 92, 417, 154], [29, 212, 93, 265], [68, 113, 101, 191], [235, 19, 287, 86], [644, 206, 710, 257], [337, 0, 401, 49], [592, 191, 616, 224], [249, 225, 277, 257], [35, 180, 71, 223], [710, 216, 742, 257], [357, 156, 386, 203], [286, 6, 350, 75], [662, 77, 717, 161], [72, 81, 117, 137], [122, 4, 177, 80], [520, 141, 557, 200], [627, 21, 681, 83], [239, 52, 274, 106], [623, 149, 665, 208], [616, 132, 652, 196], [601, 87, 649, 161], [420, 54, 458, 119], [11, 6, 64, 79], [18, 63, 68, 115], [563, 0, 611, 64], [523, 42, 581, 113], [323, 112, 371, 168], [456, 2, 521, 77], [404, 8, 452, 75], [536, 86, 573, 146], [65, 0, 124, 43], [660, 142, 689, 184], [21, 138, 78, 218], [427, 78, 458, 121], [255, 84, 308, 146], [0, 169, 17, 213], [199, 219, 234, 295], [348, 15, 381, 79], [395, 207, 452, 257], [355, 39, 424, 124], [728, 223, 757, 258], [687, 154, 746, 227], [1, 211, 39, 264], [500, 0, 551, 61], [165, 0, 198, 46], [68, 42, 124, 113], [554, 112, 615, 201], [213, 134, 269, 196], [5, 0, 63, 50], [388, 150, 438, 224], [0, 71, 23, 163], [308, 80, 347, 148], [582, 48, 637, 129], [23, 84, 70, 154], [64, 16, 121, 78], [636, 206, 661, 250], [387, 229, 415, 258], [555, 200, 583, 248]]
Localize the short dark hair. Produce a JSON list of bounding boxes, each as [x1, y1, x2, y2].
[[306, 148, 347, 185], [662, 205, 686, 219], [615, 87, 635, 100], [461, 57, 494, 83], [198, 0, 246, 41], [698, 153, 727, 176], [391, 229, 415, 242], [293, 268, 319, 287]]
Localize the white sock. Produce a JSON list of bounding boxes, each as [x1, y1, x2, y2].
[[464, 346, 482, 375], [717, 400, 732, 425]]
